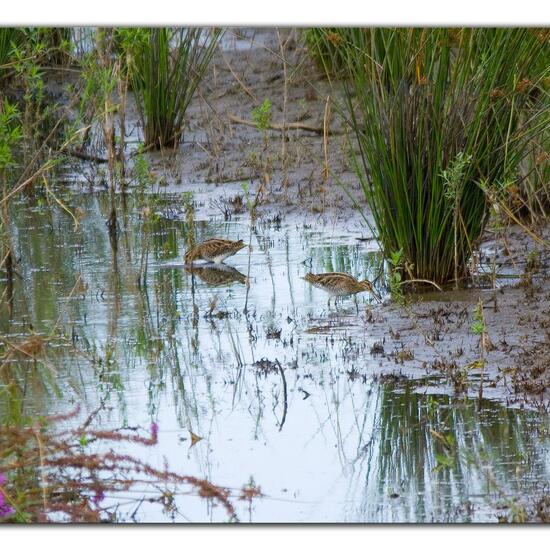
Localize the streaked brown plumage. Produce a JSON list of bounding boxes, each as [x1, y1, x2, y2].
[[303, 272, 381, 307], [185, 264, 248, 287], [184, 238, 247, 264]]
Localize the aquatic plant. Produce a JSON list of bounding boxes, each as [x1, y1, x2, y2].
[[0, 404, 254, 523], [332, 28, 550, 284], [121, 28, 222, 149]]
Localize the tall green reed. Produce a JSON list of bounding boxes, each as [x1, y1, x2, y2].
[[328, 29, 550, 284], [121, 28, 222, 149]]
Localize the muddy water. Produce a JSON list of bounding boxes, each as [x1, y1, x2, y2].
[[2, 192, 549, 523]]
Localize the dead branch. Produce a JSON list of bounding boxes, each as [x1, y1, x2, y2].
[[68, 149, 108, 163], [228, 113, 332, 135]]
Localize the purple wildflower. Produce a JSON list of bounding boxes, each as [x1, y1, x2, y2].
[[0, 473, 14, 518], [92, 489, 105, 506], [151, 422, 159, 439], [0, 499, 14, 518]]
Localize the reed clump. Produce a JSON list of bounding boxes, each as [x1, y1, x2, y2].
[[120, 28, 222, 149], [329, 28, 550, 285]]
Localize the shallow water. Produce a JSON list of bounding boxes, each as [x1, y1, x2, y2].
[[1, 192, 549, 523]]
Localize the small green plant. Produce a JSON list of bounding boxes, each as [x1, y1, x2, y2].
[[79, 33, 120, 185], [10, 37, 47, 143], [0, 100, 22, 178], [387, 249, 405, 302], [252, 98, 272, 148], [133, 147, 156, 190], [252, 98, 272, 131], [241, 180, 260, 221], [471, 305, 485, 336], [442, 152, 473, 288]]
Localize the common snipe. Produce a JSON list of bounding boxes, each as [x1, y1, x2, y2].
[[184, 238, 247, 264], [303, 272, 381, 309]]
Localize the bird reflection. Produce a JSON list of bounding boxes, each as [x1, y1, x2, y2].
[[185, 264, 249, 287]]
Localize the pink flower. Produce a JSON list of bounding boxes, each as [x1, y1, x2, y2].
[[151, 422, 159, 439]]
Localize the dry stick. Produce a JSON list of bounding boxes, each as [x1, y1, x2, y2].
[[277, 361, 288, 432], [0, 249, 10, 270], [42, 176, 81, 231], [320, 95, 331, 212], [219, 49, 258, 102], [322, 95, 331, 182], [477, 298, 488, 411], [118, 62, 129, 181], [228, 113, 330, 135], [47, 274, 86, 340], [277, 29, 289, 193], [399, 279, 444, 292], [497, 199, 550, 248], [96, 30, 118, 255], [67, 149, 108, 163], [33, 426, 49, 514], [0, 161, 56, 208], [242, 228, 254, 316], [1, 340, 57, 376]]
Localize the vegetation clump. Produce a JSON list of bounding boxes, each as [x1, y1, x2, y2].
[[327, 28, 550, 284], [120, 28, 222, 149]]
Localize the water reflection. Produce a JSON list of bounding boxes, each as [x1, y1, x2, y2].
[[346, 385, 549, 522], [1, 192, 549, 523], [185, 264, 248, 287]]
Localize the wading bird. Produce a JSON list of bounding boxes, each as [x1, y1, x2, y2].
[[303, 272, 381, 310], [184, 238, 247, 265]]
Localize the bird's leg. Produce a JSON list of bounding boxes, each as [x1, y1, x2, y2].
[[354, 294, 359, 314], [327, 296, 331, 310]]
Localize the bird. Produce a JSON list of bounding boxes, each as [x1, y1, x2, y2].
[[303, 272, 381, 310], [184, 238, 247, 265], [185, 264, 248, 287]]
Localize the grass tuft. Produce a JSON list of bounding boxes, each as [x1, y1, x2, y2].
[[328, 29, 550, 284], [120, 28, 222, 150]]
